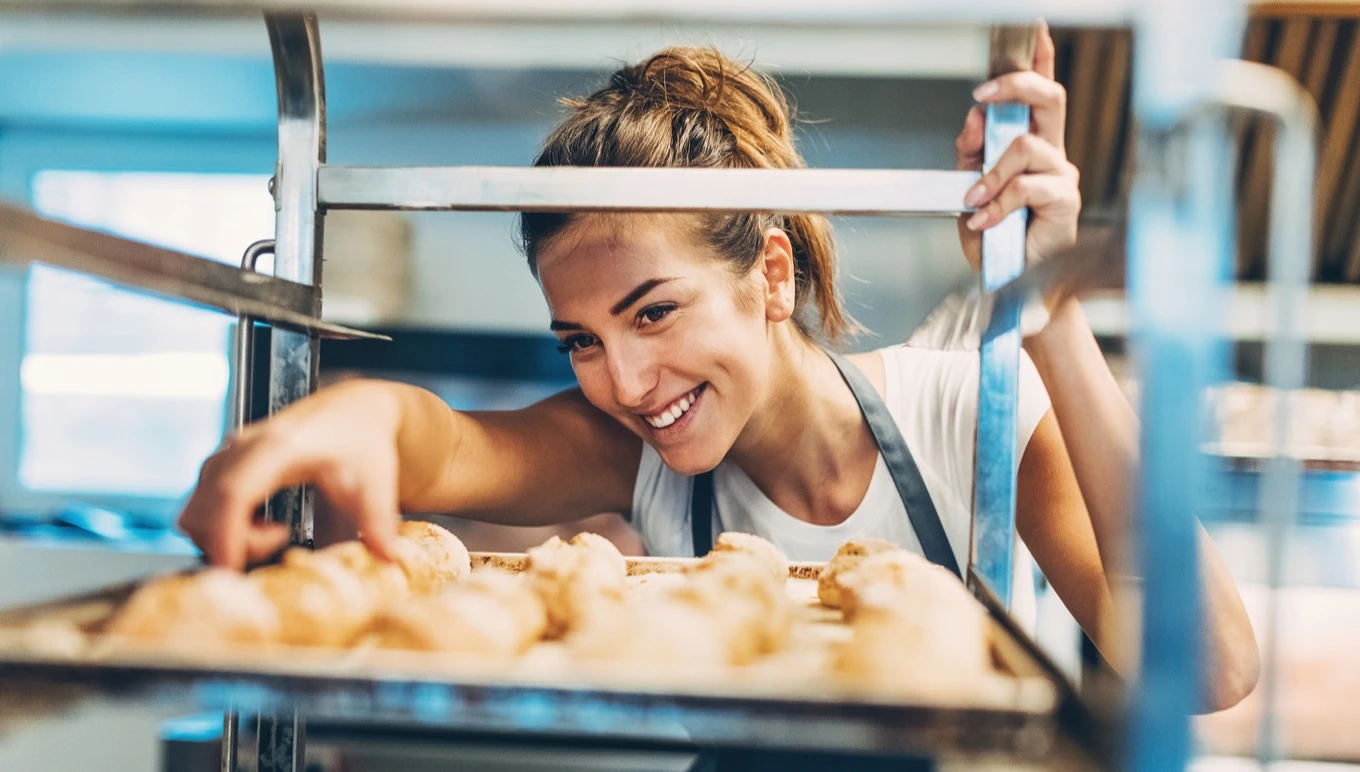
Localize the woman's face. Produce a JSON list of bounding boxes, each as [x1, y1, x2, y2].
[[535, 216, 788, 475]]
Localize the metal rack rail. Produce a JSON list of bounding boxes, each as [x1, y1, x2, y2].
[[0, 1, 1324, 771]]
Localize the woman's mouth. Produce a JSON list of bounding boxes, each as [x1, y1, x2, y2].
[[642, 383, 707, 435]]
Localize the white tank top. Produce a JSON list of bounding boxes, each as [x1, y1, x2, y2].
[[629, 344, 1052, 629]]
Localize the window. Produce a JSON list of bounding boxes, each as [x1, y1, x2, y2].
[[18, 171, 273, 511]]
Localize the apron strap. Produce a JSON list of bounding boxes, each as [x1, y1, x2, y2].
[[691, 468, 715, 557], [689, 350, 961, 579]]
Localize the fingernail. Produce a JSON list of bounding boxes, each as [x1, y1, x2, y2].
[[966, 211, 988, 231], [964, 182, 987, 207], [973, 81, 1000, 101]]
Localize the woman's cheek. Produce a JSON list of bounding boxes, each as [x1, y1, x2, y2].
[[572, 360, 616, 414]]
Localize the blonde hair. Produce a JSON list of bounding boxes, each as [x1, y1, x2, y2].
[[520, 47, 856, 342]]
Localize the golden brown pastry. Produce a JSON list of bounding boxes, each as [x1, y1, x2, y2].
[[392, 520, 471, 594], [568, 589, 734, 668], [369, 569, 547, 656], [251, 549, 374, 648], [525, 533, 628, 638], [817, 537, 900, 608], [833, 592, 992, 697], [687, 551, 792, 658], [709, 532, 788, 585], [572, 551, 791, 668], [834, 549, 972, 622], [290, 541, 410, 606], [106, 568, 280, 648]]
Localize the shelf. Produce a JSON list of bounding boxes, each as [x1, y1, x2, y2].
[[0, 0, 1139, 26], [318, 166, 980, 215], [0, 202, 386, 341], [1082, 284, 1360, 345]]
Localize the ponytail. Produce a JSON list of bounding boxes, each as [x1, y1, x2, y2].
[[520, 46, 858, 343]]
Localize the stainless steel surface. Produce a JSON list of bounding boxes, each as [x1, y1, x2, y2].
[[265, 12, 325, 550], [222, 709, 238, 772], [0, 0, 1139, 25], [969, 26, 1033, 612], [1207, 59, 1318, 767], [256, 713, 304, 772], [265, 15, 326, 772], [232, 239, 275, 432], [319, 166, 982, 215], [227, 239, 275, 772], [0, 201, 380, 341]]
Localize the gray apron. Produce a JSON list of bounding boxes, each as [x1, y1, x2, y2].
[[689, 349, 962, 578]]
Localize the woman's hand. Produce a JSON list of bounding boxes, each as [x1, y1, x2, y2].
[[955, 21, 1081, 277], [178, 380, 405, 570]]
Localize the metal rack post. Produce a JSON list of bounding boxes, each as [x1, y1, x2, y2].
[[970, 26, 1037, 610], [259, 14, 325, 772], [1126, 2, 1245, 769]]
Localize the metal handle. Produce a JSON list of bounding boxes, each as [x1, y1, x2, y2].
[[232, 239, 277, 431]]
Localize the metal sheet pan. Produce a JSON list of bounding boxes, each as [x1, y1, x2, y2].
[[0, 554, 1108, 765]]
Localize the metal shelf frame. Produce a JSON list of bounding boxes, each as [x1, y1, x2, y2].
[[0, 2, 1320, 772]]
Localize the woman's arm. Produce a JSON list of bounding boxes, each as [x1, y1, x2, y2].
[[1019, 300, 1260, 712], [178, 379, 640, 570]]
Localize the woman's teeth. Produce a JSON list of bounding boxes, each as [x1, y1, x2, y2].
[[646, 388, 699, 429]]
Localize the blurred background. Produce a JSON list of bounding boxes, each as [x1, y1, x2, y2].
[[0, 6, 1357, 771]]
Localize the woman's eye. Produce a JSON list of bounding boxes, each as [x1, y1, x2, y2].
[[556, 334, 598, 354], [639, 304, 676, 325]]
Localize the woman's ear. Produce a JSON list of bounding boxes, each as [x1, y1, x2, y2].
[[760, 228, 797, 323]]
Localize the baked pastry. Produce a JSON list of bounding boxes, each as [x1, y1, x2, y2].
[[817, 537, 899, 608], [291, 541, 410, 606], [369, 569, 547, 656], [392, 520, 471, 594], [833, 591, 992, 697], [709, 532, 788, 585], [687, 551, 792, 657], [525, 533, 628, 638], [106, 568, 280, 648], [569, 588, 734, 668], [834, 549, 972, 622], [251, 549, 374, 648]]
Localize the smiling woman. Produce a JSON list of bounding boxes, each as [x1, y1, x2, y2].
[[178, 37, 1261, 711]]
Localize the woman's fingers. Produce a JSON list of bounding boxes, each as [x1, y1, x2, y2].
[[1034, 20, 1056, 81], [314, 457, 400, 561], [972, 71, 1067, 151], [955, 105, 985, 171], [964, 133, 1074, 208], [965, 173, 1081, 233], [244, 522, 292, 566]]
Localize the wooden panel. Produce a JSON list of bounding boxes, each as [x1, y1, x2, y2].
[[1064, 31, 1103, 202], [1254, 1, 1360, 17], [1088, 30, 1132, 206], [1241, 19, 1312, 279], [1315, 23, 1360, 278]]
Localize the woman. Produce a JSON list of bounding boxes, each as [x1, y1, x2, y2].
[[180, 27, 1259, 710]]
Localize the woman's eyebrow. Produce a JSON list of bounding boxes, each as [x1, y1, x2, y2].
[[611, 277, 676, 316]]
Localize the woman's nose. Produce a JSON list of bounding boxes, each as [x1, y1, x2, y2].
[[606, 345, 658, 410]]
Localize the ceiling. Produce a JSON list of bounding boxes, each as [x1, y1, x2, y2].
[[1055, 7, 1360, 284]]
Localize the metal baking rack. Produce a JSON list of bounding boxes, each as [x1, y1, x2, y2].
[[0, 1, 1322, 771]]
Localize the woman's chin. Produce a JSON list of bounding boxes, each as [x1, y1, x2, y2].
[[654, 445, 724, 477]]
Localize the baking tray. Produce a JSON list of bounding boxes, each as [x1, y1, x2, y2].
[[0, 553, 1108, 765]]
